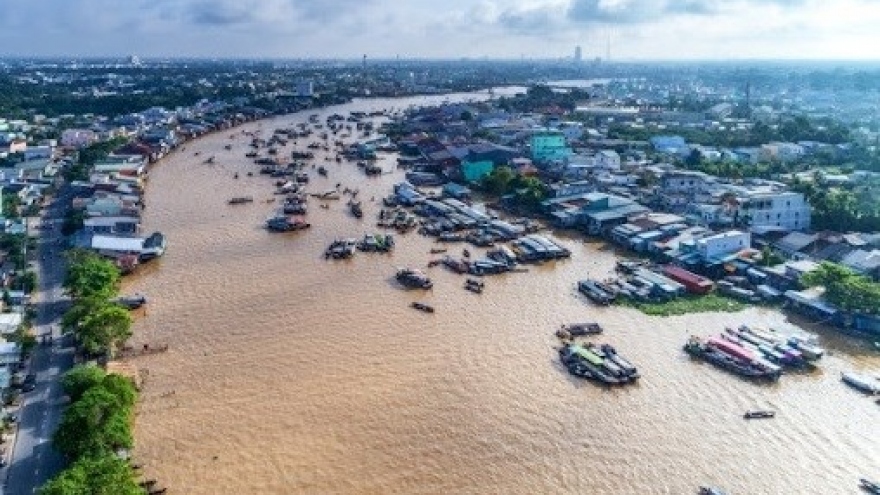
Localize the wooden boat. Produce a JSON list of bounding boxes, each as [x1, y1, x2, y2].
[[464, 279, 483, 294], [396, 268, 433, 289], [743, 410, 776, 419], [114, 294, 147, 310], [429, 248, 447, 254], [228, 196, 254, 205], [698, 487, 728, 495], [410, 302, 434, 313], [560, 323, 603, 336]]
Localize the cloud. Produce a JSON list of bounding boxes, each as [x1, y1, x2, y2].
[[188, 1, 257, 26]]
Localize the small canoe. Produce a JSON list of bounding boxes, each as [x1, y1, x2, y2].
[[410, 302, 434, 313], [743, 410, 775, 420]]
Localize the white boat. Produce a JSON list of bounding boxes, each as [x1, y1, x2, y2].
[[787, 334, 825, 360], [841, 372, 880, 394]]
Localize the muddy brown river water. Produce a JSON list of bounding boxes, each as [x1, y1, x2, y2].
[[125, 91, 879, 495]]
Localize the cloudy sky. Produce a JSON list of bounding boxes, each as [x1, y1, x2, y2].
[[1, 0, 877, 60]]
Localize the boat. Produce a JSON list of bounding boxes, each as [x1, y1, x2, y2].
[[324, 239, 357, 259], [266, 215, 311, 232], [599, 344, 639, 379], [684, 336, 781, 380], [786, 334, 825, 360], [561, 323, 603, 336], [558, 343, 621, 385], [743, 410, 776, 419], [114, 294, 147, 310], [861, 478, 880, 494], [228, 196, 254, 205], [396, 268, 433, 290], [841, 372, 880, 394], [311, 190, 341, 200], [577, 280, 615, 305], [464, 278, 484, 294], [698, 487, 728, 495], [317, 165, 328, 177], [429, 248, 447, 254], [349, 201, 363, 219], [410, 302, 434, 313]]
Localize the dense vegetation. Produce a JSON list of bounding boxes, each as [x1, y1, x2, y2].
[[495, 84, 592, 114], [61, 250, 131, 356], [790, 178, 880, 232], [616, 293, 747, 316], [801, 262, 880, 315], [40, 365, 143, 495], [479, 165, 547, 210]]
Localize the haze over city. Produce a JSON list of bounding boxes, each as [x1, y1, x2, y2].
[[2, 0, 879, 60]]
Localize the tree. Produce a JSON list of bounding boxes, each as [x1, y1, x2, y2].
[[481, 166, 515, 195], [801, 261, 880, 314], [63, 251, 120, 300], [61, 365, 107, 403], [684, 149, 703, 169], [75, 305, 132, 355], [53, 387, 134, 459], [39, 454, 145, 495]]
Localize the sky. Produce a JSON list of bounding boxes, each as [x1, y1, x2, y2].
[[1, 0, 879, 60]]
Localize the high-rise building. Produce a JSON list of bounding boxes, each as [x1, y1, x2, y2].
[[574, 45, 583, 63]]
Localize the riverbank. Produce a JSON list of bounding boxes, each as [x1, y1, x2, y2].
[[123, 93, 880, 495]]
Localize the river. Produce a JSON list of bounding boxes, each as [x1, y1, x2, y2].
[[125, 90, 879, 495]]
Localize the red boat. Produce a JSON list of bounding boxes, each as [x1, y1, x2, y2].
[[662, 265, 714, 294], [706, 336, 756, 363]]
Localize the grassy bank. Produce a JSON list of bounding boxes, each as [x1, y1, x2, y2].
[[617, 293, 748, 316]]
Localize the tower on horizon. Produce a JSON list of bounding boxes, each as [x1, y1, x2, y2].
[[574, 45, 582, 63]]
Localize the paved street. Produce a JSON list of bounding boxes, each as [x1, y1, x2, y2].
[[2, 190, 74, 495]]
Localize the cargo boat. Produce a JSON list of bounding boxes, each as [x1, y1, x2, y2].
[[577, 279, 614, 305], [684, 336, 781, 380]]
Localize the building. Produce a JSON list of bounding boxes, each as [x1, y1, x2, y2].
[[660, 171, 712, 194], [89, 232, 166, 261], [574, 45, 583, 63], [650, 136, 688, 155], [694, 230, 751, 260], [61, 129, 98, 148], [736, 191, 811, 231], [0, 313, 23, 335], [22, 145, 54, 161], [530, 131, 571, 163], [296, 80, 314, 97]]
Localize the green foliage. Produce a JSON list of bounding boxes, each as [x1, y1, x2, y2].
[[63, 251, 121, 300], [61, 210, 86, 237], [2, 193, 21, 219], [39, 454, 145, 495], [14, 270, 38, 293], [46, 371, 141, 494], [61, 365, 107, 403], [53, 386, 134, 459], [759, 246, 784, 267], [617, 293, 747, 316], [77, 137, 129, 167], [74, 304, 132, 356], [801, 262, 880, 314], [480, 166, 547, 204], [790, 178, 880, 232]]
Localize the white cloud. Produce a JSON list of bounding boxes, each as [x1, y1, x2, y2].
[[0, 0, 876, 59]]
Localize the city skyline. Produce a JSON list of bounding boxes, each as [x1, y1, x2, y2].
[[1, 0, 879, 61]]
